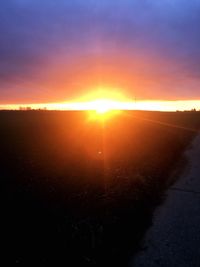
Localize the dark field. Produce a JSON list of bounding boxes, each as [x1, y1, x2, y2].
[[1, 110, 200, 266]]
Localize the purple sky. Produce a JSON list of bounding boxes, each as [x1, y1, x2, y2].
[[0, 0, 200, 104]]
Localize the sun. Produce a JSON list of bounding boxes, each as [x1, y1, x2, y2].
[[96, 106, 109, 114], [96, 104, 109, 114], [61, 88, 135, 118], [86, 99, 123, 120], [92, 99, 114, 114]]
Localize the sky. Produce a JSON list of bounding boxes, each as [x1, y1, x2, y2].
[[0, 0, 200, 105]]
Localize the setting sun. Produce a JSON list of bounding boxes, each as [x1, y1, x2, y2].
[[68, 88, 133, 114], [85, 99, 123, 120], [95, 100, 111, 114]]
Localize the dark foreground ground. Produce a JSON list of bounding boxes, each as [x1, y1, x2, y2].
[[1, 110, 200, 266]]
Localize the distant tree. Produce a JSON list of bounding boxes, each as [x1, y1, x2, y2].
[[19, 106, 32, 111]]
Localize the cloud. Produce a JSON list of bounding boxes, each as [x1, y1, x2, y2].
[[0, 0, 200, 103]]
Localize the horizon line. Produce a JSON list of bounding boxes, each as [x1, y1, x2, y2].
[[0, 99, 200, 112]]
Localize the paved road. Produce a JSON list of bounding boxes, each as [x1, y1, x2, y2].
[[131, 134, 200, 267]]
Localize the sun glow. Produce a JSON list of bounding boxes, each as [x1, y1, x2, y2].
[[68, 89, 131, 119], [2, 86, 200, 112], [95, 100, 111, 114]]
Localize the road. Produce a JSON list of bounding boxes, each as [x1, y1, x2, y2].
[[131, 134, 200, 267]]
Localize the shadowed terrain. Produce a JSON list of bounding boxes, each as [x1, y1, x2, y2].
[[132, 133, 200, 267], [1, 110, 200, 266]]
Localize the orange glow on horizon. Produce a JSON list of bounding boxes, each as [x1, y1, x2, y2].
[[56, 89, 134, 116], [1, 100, 200, 112], [70, 89, 130, 111], [65, 89, 131, 120], [1, 91, 200, 113]]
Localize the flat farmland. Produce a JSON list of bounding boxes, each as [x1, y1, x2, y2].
[[1, 110, 200, 266]]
